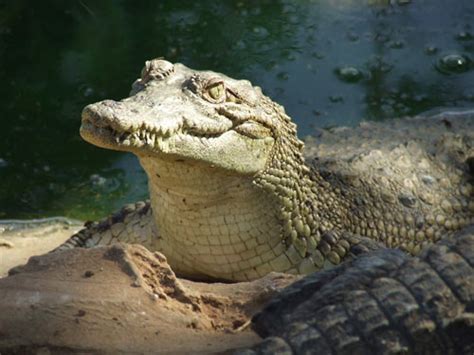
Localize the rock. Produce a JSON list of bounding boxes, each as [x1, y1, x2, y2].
[[0, 244, 299, 354]]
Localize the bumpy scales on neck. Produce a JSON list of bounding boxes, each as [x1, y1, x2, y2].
[[253, 99, 345, 260]]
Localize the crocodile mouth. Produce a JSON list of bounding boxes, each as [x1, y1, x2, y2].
[[80, 105, 272, 154], [80, 116, 228, 153]]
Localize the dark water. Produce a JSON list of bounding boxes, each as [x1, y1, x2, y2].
[[1, 0, 473, 220]]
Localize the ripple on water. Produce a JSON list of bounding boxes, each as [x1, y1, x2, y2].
[[388, 40, 405, 49], [89, 174, 122, 193], [424, 45, 439, 55], [435, 53, 472, 75], [456, 31, 474, 41], [335, 66, 363, 83]]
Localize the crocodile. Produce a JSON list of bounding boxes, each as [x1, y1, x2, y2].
[[238, 226, 474, 354], [56, 59, 474, 283]]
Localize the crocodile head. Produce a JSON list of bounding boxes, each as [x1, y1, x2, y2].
[[80, 59, 300, 174], [81, 59, 319, 279]]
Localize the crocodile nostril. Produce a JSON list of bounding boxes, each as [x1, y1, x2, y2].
[[82, 101, 121, 128], [141, 59, 175, 83], [81, 104, 106, 127]]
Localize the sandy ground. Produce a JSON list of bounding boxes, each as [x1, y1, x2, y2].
[[0, 223, 299, 354], [0, 218, 83, 277]]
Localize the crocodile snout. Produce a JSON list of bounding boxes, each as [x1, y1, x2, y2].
[[82, 99, 144, 133]]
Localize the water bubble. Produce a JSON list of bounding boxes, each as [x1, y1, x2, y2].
[[84, 87, 94, 97], [286, 53, 297, 61], [424, 45, 438, 55], [0, 158, 8, 168], [329, 95, 344, 103], [389, 40, 405, 49], [311, 52, 325, 60], [252, 26, 269, 39], [374, 33, 390, 43], [368, 59, 393, 74], [90, 174, 106, 187], [414, 94, 427, 102], [346, 31, 359, 42], [395, 103, 410, 113], [456, 31, 473, 41], [89, 173, 122, 193], [277, 72, 289, 81], [436, 53, 471, 74], [167, 47, 178, 58], [400, 92, 410, 100], [335, 66, 363, 83]]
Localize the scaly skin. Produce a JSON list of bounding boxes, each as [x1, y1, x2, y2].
[[55, 59, 474, 281], [238, 226, 474, 355]]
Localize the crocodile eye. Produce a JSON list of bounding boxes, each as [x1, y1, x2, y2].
[[205, 82, 225, 102]]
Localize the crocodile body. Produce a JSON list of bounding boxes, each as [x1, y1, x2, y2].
[[56, 59, 474, 282], [238, 226, 474, 355]]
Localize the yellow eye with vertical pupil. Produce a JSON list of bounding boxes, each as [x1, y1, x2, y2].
[[207, 82, 225, 101]]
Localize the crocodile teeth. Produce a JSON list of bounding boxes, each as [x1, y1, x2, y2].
[[146, 133, 154, 145], [119, 132, 128, 142], [155, 136, 163, 150]]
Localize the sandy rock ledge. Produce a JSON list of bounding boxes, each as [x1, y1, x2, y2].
[[0, 244, 299, 354]]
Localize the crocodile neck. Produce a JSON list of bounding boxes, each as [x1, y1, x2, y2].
[[139, 156, 284, 280], [139, 152, 347, 280]]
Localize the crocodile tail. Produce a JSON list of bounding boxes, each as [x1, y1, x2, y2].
[[51, 200, 154, 252]]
